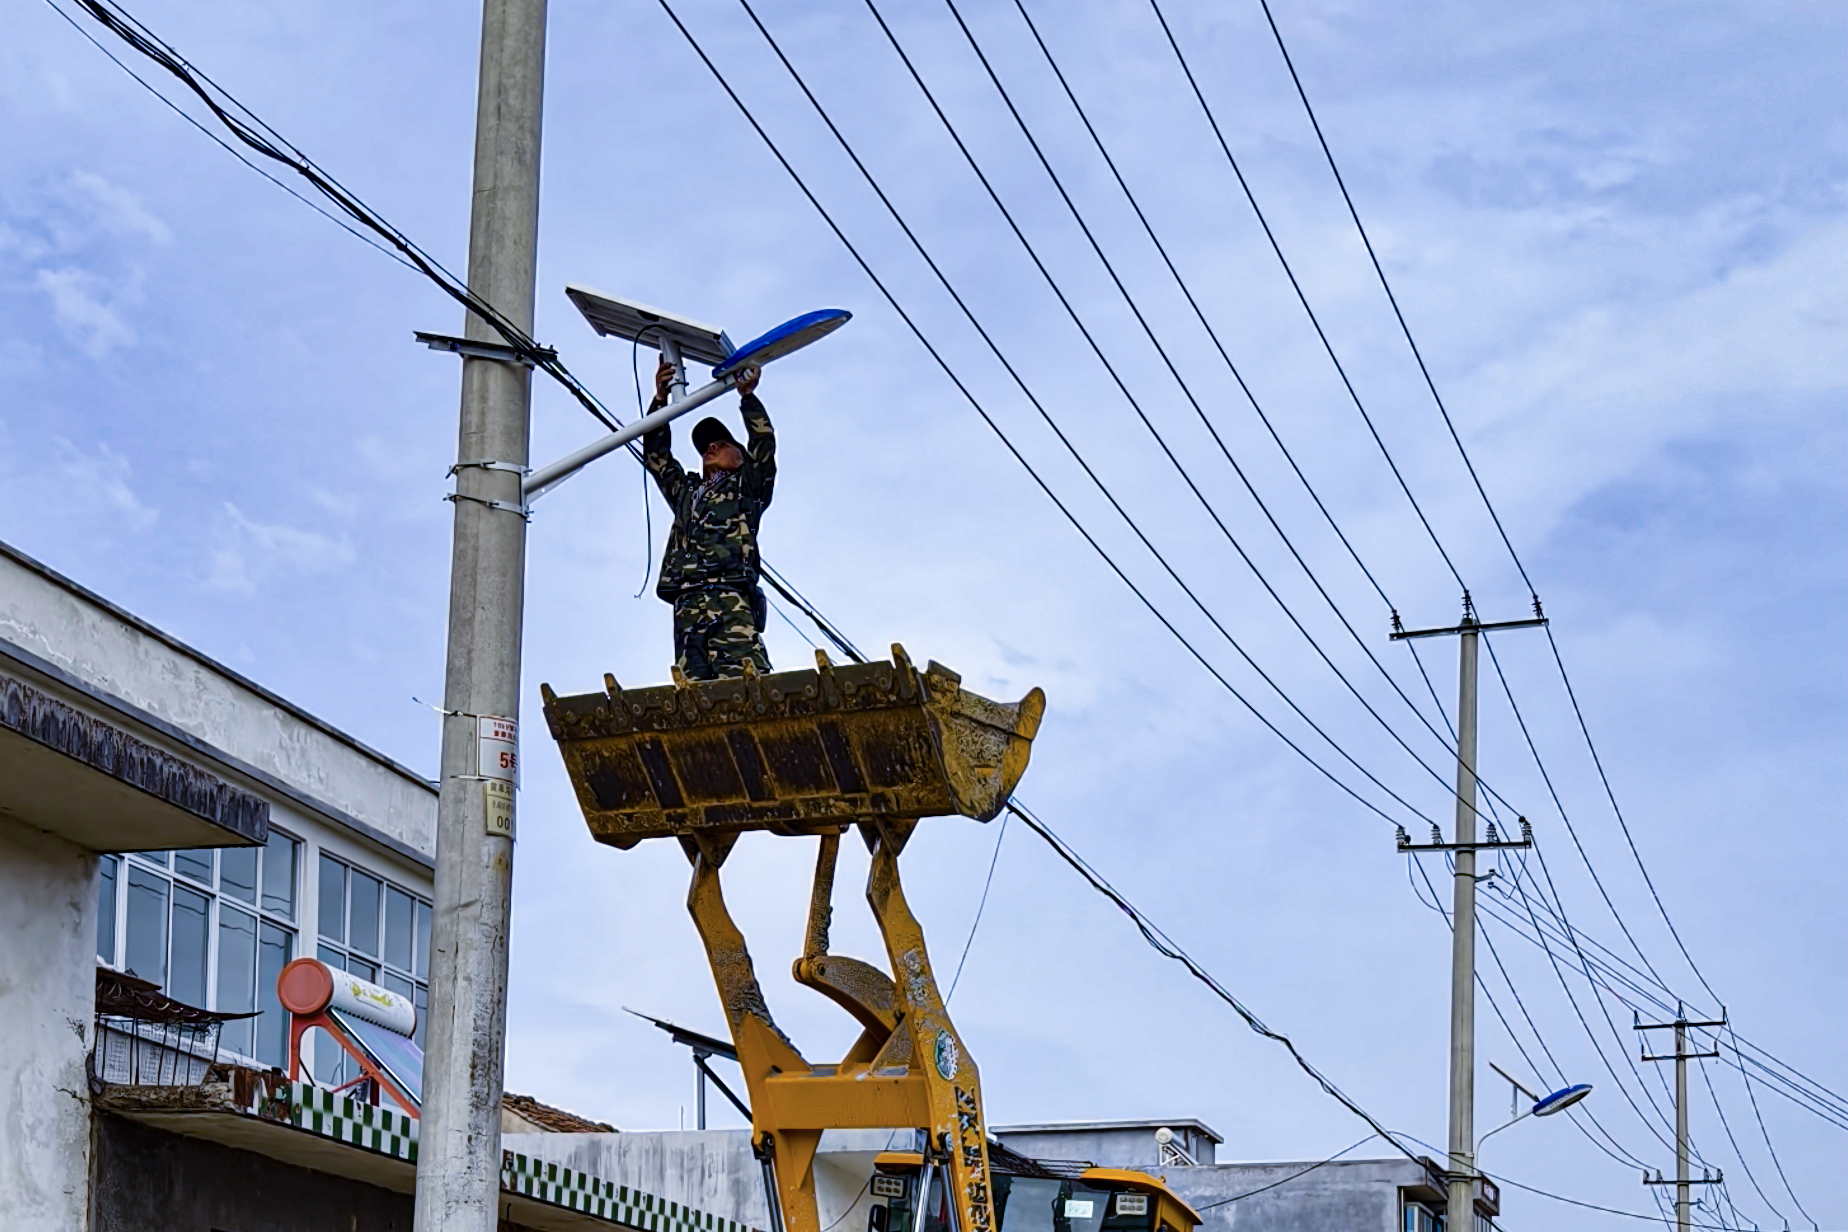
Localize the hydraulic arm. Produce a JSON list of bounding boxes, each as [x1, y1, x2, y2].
[[542, 647, 1044, 1232]]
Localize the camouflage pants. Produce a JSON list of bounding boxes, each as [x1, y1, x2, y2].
[[673, 588, 770, 680]]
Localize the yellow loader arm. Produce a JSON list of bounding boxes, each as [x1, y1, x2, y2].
[[542, 647, 1044, 1232]]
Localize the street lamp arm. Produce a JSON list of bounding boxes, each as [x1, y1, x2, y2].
[[1475, 1108, 1532, 1154]]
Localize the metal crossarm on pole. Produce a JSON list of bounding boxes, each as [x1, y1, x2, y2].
[[416, 330, 555, 366]]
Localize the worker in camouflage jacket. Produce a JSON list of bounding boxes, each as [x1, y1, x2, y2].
[[642, 357, 774, 680]]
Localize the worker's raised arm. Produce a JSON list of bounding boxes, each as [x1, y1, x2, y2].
[[732, 365, 775, 509], [642, 359, 688, 506]]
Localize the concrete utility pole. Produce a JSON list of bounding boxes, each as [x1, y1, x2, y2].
[[1392, 597, 1546, 1232], [413, 0, 547, 1228], [1638, 1006, 1726, 1232]]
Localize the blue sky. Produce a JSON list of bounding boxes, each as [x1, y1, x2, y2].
[[3, 0, 1843, 1227]]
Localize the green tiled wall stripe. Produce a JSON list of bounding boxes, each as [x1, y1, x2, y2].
[[287, 1083, 418, 1162], [278, 1085, 765, 1232]]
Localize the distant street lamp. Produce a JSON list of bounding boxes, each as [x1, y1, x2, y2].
[[1479, 1061, 1593, 1164]]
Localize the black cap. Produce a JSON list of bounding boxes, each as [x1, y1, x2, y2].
[[692, 417, 737, 455]]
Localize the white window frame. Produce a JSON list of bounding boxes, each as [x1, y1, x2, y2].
[[313, 851, 432, 1045], [97, 828, 302, 1068]]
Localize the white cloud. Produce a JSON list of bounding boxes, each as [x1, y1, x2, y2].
[[207, 501, 356, 594], [67, 171, 172, 246], [34, 266, 137, 356], [51, 437, 159, 532]]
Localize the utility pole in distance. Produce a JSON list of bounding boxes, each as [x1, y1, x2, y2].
[[413, 0, 547, 1228], [1393, 594, 1546, 1232], [1638, 1005, 1727, 1232]]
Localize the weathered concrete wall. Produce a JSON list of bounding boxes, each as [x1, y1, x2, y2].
[[0, 543, 435, 859], [505, 1129, 773, 1229], [1161, 1159, 1423, 1232], [89, 1114, 561, 1232], [502, 1128, 903, 1232], [90, 1112, 411, 1231], [995, 1122, 1221, 1169], [0, 815, 97, 1232]]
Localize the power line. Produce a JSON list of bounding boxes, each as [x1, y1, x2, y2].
[[1727, 1017, 1822, 1228], [654, 0, 1419, 829], [1408, 856, 1661, 1174], [40, 0, 419, 273], [1240, 0, 1743, 1105], [1238, 0, 1527, 597], [743, 0, 1564, 843], [1191, 1135, 1378, 1209], [1391, 1131, 1812, 1232], [1140, 0, 1466, 589], [929, 0, 1533, 835], [701, 0, 1455, 828], [1471, 871, 1848, 1133], [946, 810, 1008, 1003], [1005, 800, 1436, 1176], [54, 0, 634, 440]]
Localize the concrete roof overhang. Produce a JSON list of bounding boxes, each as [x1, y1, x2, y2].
[[0, 671, 267, 852], [98, 1089, 634, 1232]]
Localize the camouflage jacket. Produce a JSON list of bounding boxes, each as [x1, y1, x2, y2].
[[643, 394, 775, 603]]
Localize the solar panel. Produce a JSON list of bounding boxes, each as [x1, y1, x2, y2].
[[565, 283, 734, 366], [331, 1007, 424, 1108]]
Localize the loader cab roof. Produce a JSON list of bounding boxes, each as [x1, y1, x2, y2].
[[871, 1151, 1200, 1232]]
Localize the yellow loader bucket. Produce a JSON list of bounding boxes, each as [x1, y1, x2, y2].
[[541, 646, 1044, 848]]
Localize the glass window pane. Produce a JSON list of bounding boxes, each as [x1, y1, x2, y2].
[[256, 922, 294, 1070], [348, 957, 378, 983], [217, 906, 258, 1056], [384, 887, 413, 972], [349, 872, 381, 957], [131, 851, 171, 868], [317, 944, 346, 971], [382, 970, 414, 1002], [97, 856, 119, 964], [318, 854, 346, 942], [263, 833, 298, 919], [220, 846, 257, 904], [174, 849, 214, 886], [414, 900, 432, 980], [314, 1024, 350, 1088], [170, 885, 210, 1007], [125, 866, 170, 986]]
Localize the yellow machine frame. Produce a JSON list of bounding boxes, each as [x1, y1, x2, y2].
[[543, 648, 1045, 1232]]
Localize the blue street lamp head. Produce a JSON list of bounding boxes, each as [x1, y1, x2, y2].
[[712, 308, 851, 379], [1533, 1083, 1593, 1117]]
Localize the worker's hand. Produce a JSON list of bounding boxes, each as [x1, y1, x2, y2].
[[652, 358, 675, 407], [733, 364, 761, 397]]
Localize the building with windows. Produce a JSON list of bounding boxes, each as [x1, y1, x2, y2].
[[0, 537, 440, 1230], [3, 537, 774, 1232]]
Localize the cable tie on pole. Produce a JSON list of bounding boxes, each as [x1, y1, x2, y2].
[[411, 696, 497, 719], [445, 492, 531, 521], [448, 459, 531, 477]]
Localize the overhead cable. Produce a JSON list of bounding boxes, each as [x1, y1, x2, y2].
[[57, 0, 631, 437], [1004, 800, 1436, 1176], [927, 0, 1531, 829], [654, 0, 1419, 829], [1140, 0, 1466, 589], [1241, 0, 1738, 1080], [733, 0, 1446, 826]]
